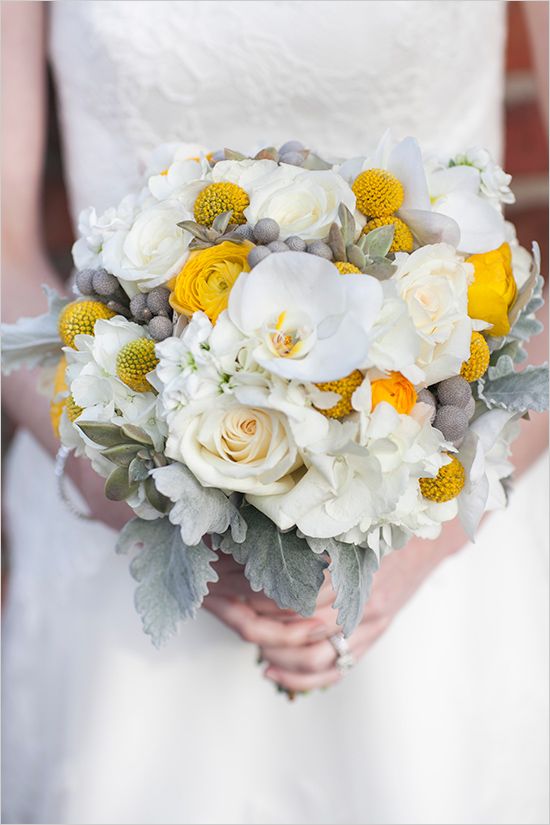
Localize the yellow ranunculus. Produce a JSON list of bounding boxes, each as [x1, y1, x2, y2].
[[169, 241, 252, 323], [467, 242, 517, 337], [50, 355, 68, 437], [371, 371, 417, 414]]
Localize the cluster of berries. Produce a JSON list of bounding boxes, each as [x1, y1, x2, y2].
[[75, 268, 173, 342], [419, 376, 476, 445]]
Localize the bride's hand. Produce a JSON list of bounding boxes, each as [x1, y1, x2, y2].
[[259, 521, 469, 693], [203, 555, 334, 647]]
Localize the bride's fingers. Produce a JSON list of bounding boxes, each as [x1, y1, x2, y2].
[[203, 595, 328, 647], [264, 664, 342, 693]]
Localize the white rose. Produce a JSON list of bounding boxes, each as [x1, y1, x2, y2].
[[244, 166, 356, 240], [392, 244, 475, 385], [103, 199, 192, 293], [166, 396, 300, 495]]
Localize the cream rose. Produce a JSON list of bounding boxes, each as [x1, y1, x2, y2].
[[244, 166, 356, 240], [392, 243, 476, 385], [165, 397, 301, 495], [103, 199, 192, 293]]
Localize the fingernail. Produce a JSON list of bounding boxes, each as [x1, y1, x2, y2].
[[307, 624, 328, 642]]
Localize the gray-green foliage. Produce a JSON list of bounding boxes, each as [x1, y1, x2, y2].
[[221, 507, 327, 615], [1, 286, 70, 374], [326, 540, 379, 637], [478, 354, 549, 413], [117, 517, 218, 647], [152, 462, 246, 547]]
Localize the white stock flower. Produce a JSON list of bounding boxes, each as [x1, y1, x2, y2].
[[102, 199, 192, 293], [451, 147, 515, 207], [364, 280, 424, 384], [457, 407, 520, 538], [392, 244, 476, 385], [72, 195, 140, 271], [165, 394, 301, 496], [228, 251, 383, 382]]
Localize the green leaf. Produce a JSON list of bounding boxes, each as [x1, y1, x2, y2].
[[478, 354, 549, 413], [1, 286, 70, 375], [301, 152, 332, 171], [338, 204, 356, 247], [116, 518, 218, 647], [328, 541, 379, 637], [224, 148, 247, 161], [144, 476, 170, 514], [120, 423, 154, 446], [101, 443, 142, 466], [128, 456, 150, 483], [361, 224, 395, 259], [221, 508, 327, 616], [211, 210, 234, 234], [347, 244, 366, 270], [152, 463, 246, 546], [104, 465, 137, 501], [78, 421, 127, 447]]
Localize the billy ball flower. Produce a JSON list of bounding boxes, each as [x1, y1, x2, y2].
[[334, 261, 362, 275], [58, 300, 116, 348], [315, 370, 364, 419], [460, 331, 491, 382], [363, 216, 414, 253], [170, 241, 252, 323], [194, 182, 249, 226], [419, 454, 466, 502], [352, 168, 404, 217], [371, 371, 417, 414], [116, 338, 159, 393]]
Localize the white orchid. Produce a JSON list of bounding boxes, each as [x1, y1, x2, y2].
[[227, 251, 383, 382], [338, 131, 461, 247]]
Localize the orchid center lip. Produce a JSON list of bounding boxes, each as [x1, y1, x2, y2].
[[262, 309, 316, 360]]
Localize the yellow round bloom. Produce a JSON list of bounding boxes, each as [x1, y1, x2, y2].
[[371, 371, 417, 414], [419, 454, 466, 503], [58, 300, 115, 348], [467, 242, 517, 337], [315, 370, 364, 419], [170, 241, 252, 323], [49, 356, 84, 437], [460, 331, 491, 382], [194, 182, 249, 226], [50, 356, 68, 436], [334, 261, 362, 275], [363, 216, 414, 253], [352, 169, 404, 217], [116, 338, 159, 393]]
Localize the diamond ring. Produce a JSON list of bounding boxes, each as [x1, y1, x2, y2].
[[329, 633, 355, 673]]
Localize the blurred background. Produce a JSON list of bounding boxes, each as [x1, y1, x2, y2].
[[1, 1, 548, 453]]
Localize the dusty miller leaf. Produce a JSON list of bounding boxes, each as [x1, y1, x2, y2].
[[220, 508, 327, 615], [152, 463, 247, 547], [362, 224, 395, 259], [1, 286, 70, 374], [328, 541, 379, 637], [478, 354, 549, 413], [116, 517, 218, 647]]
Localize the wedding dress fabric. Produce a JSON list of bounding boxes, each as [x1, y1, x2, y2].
[[2, 2, 548, 823]]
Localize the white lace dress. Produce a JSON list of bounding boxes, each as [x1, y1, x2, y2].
[[2, 2, 548, 823]]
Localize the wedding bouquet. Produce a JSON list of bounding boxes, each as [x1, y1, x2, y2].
[[3, 134, 548, 647]]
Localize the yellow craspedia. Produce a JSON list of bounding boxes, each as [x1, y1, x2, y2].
[[58, 300, 115, 348], [460, 331, 490, 382], [194, 182, 249, 226], [334, 261, 362, 275], [66, 394, 84, 423], [467, 242, 517, 337], [371, 371, 417, 414], [419, 454, 466, 503], [116, 338, 159, 393], [363, 216, 414, 253], [170, 240, 252, 323], [352, 168, 404, 218], [314, 370, 364, 419], [50, 355, 68, 437]]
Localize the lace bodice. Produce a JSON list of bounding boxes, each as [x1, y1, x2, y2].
[[49, 0, 506, 222]]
